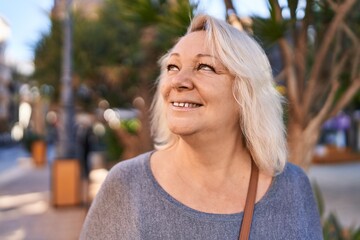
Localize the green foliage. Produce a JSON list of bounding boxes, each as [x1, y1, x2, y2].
[[312, 181, 325, 218], [252, 1, 292, 47], [32, 0, 194, 109], [103, 126, 123, 163], [252, 0, 360, 113], [252, 17, 289, 48], [157, 0, 195, 49], [103, 119, 141, 163], [323, 213, 346, 240], [115, 0, 164, 25], [32, 19, 63, 100], [313, 1, 335, 35], [313, 182, 360, 240], [121, 119, 141, 135]]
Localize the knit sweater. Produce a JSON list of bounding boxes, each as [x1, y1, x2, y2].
[[80, 151, 323, 240]]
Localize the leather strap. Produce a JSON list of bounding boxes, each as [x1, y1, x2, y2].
[[239, 160, 259, 240]]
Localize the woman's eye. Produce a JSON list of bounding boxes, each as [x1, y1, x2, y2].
[[167, 64, 179, 72], [197, 63, 215, 72]]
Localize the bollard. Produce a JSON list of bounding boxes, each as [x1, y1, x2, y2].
[[52, 159, 81, 207]]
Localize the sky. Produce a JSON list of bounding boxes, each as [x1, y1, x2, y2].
[[0, 0, 272, 75], [0, 0, 54, 74]]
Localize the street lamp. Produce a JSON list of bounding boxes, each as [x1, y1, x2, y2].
[[57, 0, 76, 158], [52, 0, 81, 207], [0, 17, 11, 128]]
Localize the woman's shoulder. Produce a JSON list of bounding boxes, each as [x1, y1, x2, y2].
[[111, 151, 152, 170], [275, 162, 313, 195], [105, 151, 153, 184], [280, 162, 309, 181]]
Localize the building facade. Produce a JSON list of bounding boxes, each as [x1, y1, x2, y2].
[[0, 16, 11, 132]]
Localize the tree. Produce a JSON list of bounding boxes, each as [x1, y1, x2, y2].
[[92, 0, 195, 158], [228, 0, 360, 169], [33, 0, 195, 160], [33, 19, 62, 100]]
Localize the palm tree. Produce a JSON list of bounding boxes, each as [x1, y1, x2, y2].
[[226, 0, 360, 169]]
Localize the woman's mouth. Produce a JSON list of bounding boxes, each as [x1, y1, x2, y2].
[[172, 102, 202, 108]]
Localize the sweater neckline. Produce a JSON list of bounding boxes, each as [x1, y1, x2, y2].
[[142, 151, 279, 222]]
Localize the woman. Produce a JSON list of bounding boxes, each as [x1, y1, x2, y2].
[[80, 15, 322, 239]]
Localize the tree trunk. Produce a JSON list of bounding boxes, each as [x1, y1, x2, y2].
[[287, 120, 321, 170], [112, 26, 155, 159]]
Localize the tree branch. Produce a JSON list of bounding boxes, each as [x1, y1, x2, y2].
[[310, 49, 350, 125], [303, 0, 356, 115], [307, 80, 339, 133], [306, 48, 352, 133], [269, 0, 303, 121], [279, 39, 303, 121], [274, 69, 286, 83], [223, 0, 243, 31], [326, 0, 337, 10], [269, 0, 283, 21], [342, 22, 358, 45], [295, 0, 312, 100], [330, 49, 351, 82], [330, 78, 360, 116], [341, 23, 360, 79], [326, 22, 359, 119], [351, 47, 360, 80], [330, 30, 342, 78], [294, 30, 306, 99]]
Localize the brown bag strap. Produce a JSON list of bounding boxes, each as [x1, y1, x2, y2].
[[239, 160, 259, 240]]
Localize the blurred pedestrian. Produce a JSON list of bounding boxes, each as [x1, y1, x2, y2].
[[76, 124, 93, 179], [76, 112, 95, 180]]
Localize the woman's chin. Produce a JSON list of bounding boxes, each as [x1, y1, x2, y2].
[[168, 125, 197, 137]]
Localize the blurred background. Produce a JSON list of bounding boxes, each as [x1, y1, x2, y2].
[[0, 0, 359, 239]]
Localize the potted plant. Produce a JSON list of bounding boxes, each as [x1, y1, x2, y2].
[[22, 128, 46, 167]]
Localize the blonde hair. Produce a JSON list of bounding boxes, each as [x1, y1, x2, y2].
[[150, 14, 287, 175]]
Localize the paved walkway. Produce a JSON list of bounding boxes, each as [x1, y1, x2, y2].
[[0, 159, 87, 240], [0, 156, 359, 239], [308, 162, 360, 229]]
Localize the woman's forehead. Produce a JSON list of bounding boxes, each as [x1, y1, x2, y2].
[[170, 31, 209, 55]]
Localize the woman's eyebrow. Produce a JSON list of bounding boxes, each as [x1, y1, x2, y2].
[[169, 52, 180, 58]]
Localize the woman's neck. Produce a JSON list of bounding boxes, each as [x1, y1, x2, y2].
[[165, 131, 252, 185], [150, 131, 272, 214]]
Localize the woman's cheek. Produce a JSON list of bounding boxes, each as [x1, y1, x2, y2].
[[159, 81, 171, 100]]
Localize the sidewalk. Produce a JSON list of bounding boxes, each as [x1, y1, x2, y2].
[[0, 159, 87, 240], [1, 155, 359, 239], [308, 162, 360, 229]]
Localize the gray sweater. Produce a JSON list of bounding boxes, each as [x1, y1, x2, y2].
[[80, 151, 323, 240]]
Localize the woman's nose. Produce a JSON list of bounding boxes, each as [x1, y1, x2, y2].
[[171, 68, 194, 90]]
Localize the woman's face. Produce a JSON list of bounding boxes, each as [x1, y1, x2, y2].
[[160, 31, 240, 137]]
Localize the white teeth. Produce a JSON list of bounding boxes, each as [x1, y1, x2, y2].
[[172, 102, 200, 108]]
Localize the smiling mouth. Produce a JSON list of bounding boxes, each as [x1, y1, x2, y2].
[[172, 102, 202, 108]]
